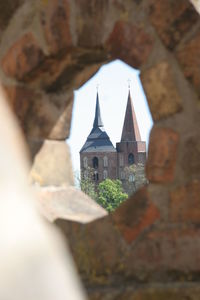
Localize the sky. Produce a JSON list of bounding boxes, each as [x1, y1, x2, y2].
[[67, 59, 153, 174]]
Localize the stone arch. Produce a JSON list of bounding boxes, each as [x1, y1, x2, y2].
[[0, 0, 200, 299]]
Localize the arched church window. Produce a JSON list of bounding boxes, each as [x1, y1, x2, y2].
[[128, 153, 135, 165], [103, 170, 108, 180], [103, 156, 108, 167], [83, 157, 88, 168], [93, 157, 98, 169]]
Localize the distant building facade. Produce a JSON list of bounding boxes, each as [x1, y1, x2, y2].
[[80, 90, 146, 188]]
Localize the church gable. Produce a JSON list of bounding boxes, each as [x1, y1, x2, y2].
[[80, 92, 116, 154], [80, 89, 146, 186]]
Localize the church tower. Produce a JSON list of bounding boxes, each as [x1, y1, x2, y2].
[[116, 89, 146, 181], [80, 92, 117, 184]]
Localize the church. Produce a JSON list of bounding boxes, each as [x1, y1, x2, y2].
[[80, 89, 146, 186]]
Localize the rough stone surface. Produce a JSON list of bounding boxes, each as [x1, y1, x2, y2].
[[190, 0, 200, 14], [170, 180, 200, 223], [106, 21, 153, 68], [0, 0, 200, 299], [0, 85, 86, 300], [30, 140, 74, 187], [3, 85, 35, 133], [146, 127, 179, 183], [141, 61, 182, 121], [148, 0, 199, 50], [56, 216, 124, 284], [75, 0, 118, 48], [89, 284, 200, 300], [112, 187, 160, 244], [1, 32, 44, 80], [36, 186, 107, 224], [3, 86, 73, 140], [181, 135, 200, 178], [40, 0, 72, 54], [0, 1, 25, 39], [128, 227, 200, 273], [176, 31, 200, 97]]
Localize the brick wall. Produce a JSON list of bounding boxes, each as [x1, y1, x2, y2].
[[80, 151, 117, 183], [0, 0, 200, 299]]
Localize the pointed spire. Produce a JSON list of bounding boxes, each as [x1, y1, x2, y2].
[[121, 89, 141, 142], [93, 92, 104, 128]]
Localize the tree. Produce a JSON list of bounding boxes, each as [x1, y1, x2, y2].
[[124, 163, 147, 195], [79, 167, 97, 201], [97, 179, 128, 212]]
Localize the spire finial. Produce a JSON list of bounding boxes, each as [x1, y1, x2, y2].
[[96, 83, 99, 92], [127, 79, 131, 90]]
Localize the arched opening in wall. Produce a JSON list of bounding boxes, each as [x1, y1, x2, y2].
[[92, 157, 99, 169], [1, 1, 199, 298], [68, 59, 153, 211], [128, 153, 135, 165]]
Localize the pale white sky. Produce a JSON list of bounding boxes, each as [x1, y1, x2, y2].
[[68, 60, 153, 174]]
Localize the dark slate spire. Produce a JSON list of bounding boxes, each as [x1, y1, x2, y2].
[[121, 89, 141, 142], [80, 92, 116, 153], [93, 92, 104, 128]]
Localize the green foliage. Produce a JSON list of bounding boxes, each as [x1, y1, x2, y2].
[[97, 179, 128, 212], [80, 167, 97, 201], [80, 168, 128, 212], [124, 163, 147, 195]]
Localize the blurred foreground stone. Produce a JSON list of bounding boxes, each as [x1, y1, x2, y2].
[[0, 86, 86, 300], [36, 186, 107, 223], [191, 0, 200, 13], [30, 140, 74, 187], [0, 0, 200, 299]]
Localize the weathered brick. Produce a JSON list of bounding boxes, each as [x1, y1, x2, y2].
[[57, 216, 123, 280], [176, 31, 200, 97], [0, 0, 25, 39], [3, 85, 35, 132], [141, 61, 182, 121], [75, 0, 114, 47], [146, 127, 179, 183], [181, 135, 200, 177], [106, 21, 153, 68], [3, 85, 73, 140], [40, 0, 72, 54], [128, 227, 200, 272], [148, 0, 199, 50], [89, 284, 200, 300], [112, 187, 160, 244], [1, 32, 44, 80], [170, 181, 200, 223]]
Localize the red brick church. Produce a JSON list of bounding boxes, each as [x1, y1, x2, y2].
[[80, 89, 146, 185]]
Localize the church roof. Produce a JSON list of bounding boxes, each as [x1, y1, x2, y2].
[[120, 90, 141, 142], [80, 92, 116, 153], [93, 92, 103, 128]]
